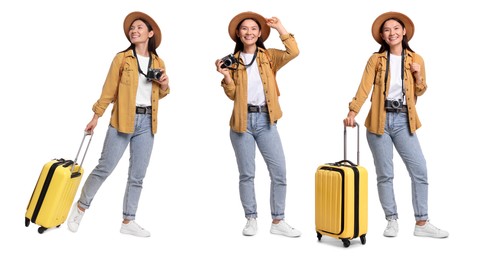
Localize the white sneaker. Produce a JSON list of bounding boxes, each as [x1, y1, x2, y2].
[[67, 203, 84, 232], [270, 220, 301, 237], [120, 221, 151, 237], [414, 220, 449, 238], [383, 219, 399, 237], [242, 218, 257, 236]]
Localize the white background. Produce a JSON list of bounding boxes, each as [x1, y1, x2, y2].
[[2, 0, 497, 259]]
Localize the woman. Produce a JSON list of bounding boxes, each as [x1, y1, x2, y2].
[[215, 11, 301, 237], [343, 11, 448, 238], [67, 11, 170, 237]]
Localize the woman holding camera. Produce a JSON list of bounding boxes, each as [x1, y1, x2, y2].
[[67, 11, 170, 237], [343, 11, 448, 238], [215, 11, 301, 237]]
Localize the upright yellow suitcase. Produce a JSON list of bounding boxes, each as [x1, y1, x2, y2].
[[315, 124, 368, 247], [25, 132, 92, 234]]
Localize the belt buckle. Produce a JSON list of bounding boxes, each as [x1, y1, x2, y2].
[[137, 107, 146, 114]]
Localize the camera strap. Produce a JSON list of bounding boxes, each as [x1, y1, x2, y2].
[[133, 49, 152, 78], [235, 49, 258, 70], [383, 49, 405, 100]]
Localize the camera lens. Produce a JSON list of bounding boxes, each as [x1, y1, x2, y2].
[[392, 100, 400, 108], [223, 59, 232, 67], [155, 71, 162, 80], [221, 54, 236, 69], [146, 69, 162, 81]]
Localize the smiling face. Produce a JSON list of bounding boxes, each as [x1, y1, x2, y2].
[[128, 19, 154, 46], [380, 19, 406, 48], [236, 19, 261, 47]]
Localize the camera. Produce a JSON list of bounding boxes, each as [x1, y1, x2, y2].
[[385, 99, 403, 109], [220, 54, 237, 68], [146, 68, 162, 81]]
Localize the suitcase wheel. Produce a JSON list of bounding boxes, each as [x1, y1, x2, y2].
[[316, 231, 322, 241], [341, 239, 351, 248], [38, 226, 47, 234], [25, 217, 30, 227], [360, 234, 366, 245]]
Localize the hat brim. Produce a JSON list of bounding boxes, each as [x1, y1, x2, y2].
[[371, 11, 414, 44], [123, 11, 162, 48], [228, 11, 270, 42]]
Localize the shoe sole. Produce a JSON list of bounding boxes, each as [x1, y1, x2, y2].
[[120, 229, 151, 237], [413, 232, 448, 238], [383, 230, 398, 237], [270, 230, 301, 237], [242, 228, 257, 236]]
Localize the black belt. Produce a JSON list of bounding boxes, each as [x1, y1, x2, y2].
[[385, 105, 408, 113], [136, 106, 152, 114], [248, 105, 268, 113]]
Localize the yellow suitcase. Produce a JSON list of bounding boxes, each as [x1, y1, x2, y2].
[[315, 124, 368, 247], [25, 132, 92, 234]]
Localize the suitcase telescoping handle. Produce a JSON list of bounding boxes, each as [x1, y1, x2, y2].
[[342, 122, 360, 165], [71, 131, 93, 173]]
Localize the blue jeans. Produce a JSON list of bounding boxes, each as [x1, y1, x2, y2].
[[230, 112, 287, 220], [366, 112, 429, 221], [78, 114, 154, 220]]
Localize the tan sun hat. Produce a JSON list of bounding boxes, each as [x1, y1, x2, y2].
[[371, 11, 414, 44], [228, 11, 270, 42], [123, 11, 162, 48]]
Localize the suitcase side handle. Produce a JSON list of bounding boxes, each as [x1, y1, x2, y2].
[[71, 131, 93, 173], [332, 159, 357, 167], [344, 122, 360, 165]]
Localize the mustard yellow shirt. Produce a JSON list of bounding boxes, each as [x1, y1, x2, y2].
[[348, 50, 427, 135], [92, 49, 170, 134], [221, 33, 299, 133]]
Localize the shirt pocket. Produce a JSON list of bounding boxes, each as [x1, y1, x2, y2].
[[120, 61, 133, 87], [258, 61, 274, 85], [233, 66, 245, 86], [374, 62, 386, 86], [258, 60, 272, 74], [404, 63, 412, 80]]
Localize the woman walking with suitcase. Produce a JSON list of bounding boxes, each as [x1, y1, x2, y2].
[[67, 11, 170, 237], [343, 11, 449, 238]]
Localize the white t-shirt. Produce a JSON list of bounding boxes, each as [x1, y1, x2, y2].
[[135, 54, 152, 107], [241, 52, 265, 106], [387, 54, 405, 104]]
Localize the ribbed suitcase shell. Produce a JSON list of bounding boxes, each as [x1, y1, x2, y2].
[[25, 159, 83, 233], [25, 133, 91, 234], [315, 163, 368, 246], [315, 124, 368, 247]]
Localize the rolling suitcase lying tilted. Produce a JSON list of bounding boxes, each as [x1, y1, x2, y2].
[[315, 123, 368, 247], [25, 132, 92, 234]]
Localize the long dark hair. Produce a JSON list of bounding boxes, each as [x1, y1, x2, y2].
[[233, 18, 266, 53], [121, 18, 159, 56], [377, 18, 414, 54]]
